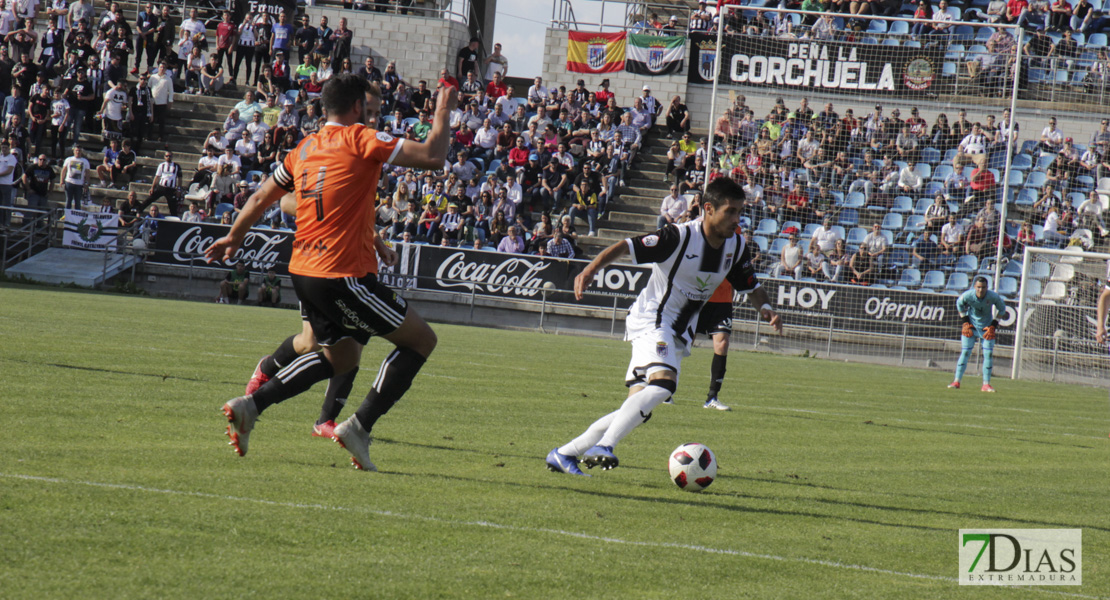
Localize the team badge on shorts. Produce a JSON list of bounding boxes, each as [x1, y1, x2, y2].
[[643, 235, 659, 247], [656, 341, 669, 358]]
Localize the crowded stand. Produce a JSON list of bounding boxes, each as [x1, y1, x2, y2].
[[0, 0, 1107, 307]]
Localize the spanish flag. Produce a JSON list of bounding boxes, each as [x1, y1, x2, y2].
[[567, 31, 626, 74]]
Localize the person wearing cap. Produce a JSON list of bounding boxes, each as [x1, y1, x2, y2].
[[438, 202, 463, 246], [594, 78, 614, 105], [639, 85, 661, 124], [662, 14, 680, 34], [456, 36, 481, 82]]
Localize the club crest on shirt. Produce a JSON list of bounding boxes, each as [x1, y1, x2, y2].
[[642, 235, 659, 247], [376, 131, 394, 143], [656, 341, 668, 358]]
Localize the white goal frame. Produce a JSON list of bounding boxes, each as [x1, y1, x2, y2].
[[1012, 246, 1110, 381]]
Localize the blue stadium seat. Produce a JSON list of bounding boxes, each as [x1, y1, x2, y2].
[[921, 270, 946, 290], [904, 40, 922, 48], [904, 215, 926, 233], [1069, 192, 1087, 209], [214, 203, 235, 218], [888, 248, 911, 268], [942, 62, 959, 78], [954, 25, 975, 42], [780, 220, 802, 236], [1015, 189, 1037, 206], [889, 20, 910, 35], [1075, 175, 1095, 192], [1025, 171, 1048, 189], [943, 149, 959, 164], [955, 254, 978, 273], [756, 218, 778, 236], [1002, 261, 1023, 277], [1020, 140, 1039, 155], [882, 38, 901, 46], [892, 196, 913, 213], [753, 235, 769, 253], [945, 44, 966, 60], [975, 27, 995, 42], [802, 223, 821, 238], [882, 213, 903, 230], [868, 19, 888, 32], [1023, 279, 1043, 298], [914, 163, 932, 180], [1034, 154, 1057, 171], [945, 272, 970, 293], [769, 238, 788, 258], [1010, 154, 1033, 171], [1027, 68, 1048, 84], [846, 227, 868, 245], [998, 276, 1019, 297], [898, 268, 922, 288], [931, 164, 953, 182], [839, 208, 860, 227], [1006, 171, 1024, 187], [1088, 33, 1108, 47], [843, 192, 867, 208], [914, 198, 933, 214], [921, 147, 942, 165]]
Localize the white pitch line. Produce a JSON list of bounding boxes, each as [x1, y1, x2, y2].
[[1, 472, 1104, 598]]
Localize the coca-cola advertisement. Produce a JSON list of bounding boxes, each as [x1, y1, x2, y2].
[[410, 245, 650, 308], [151, 221, 294, 274]]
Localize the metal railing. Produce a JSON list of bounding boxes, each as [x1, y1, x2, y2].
[[0, 207, 54, 275]]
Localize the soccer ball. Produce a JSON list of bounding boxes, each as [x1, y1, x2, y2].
[[668, 443, 717, 492]]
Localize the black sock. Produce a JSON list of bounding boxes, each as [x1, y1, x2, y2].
[[318, 367, 358, 425], [260, 335, 298, 377], [354, 348, 427, 432], [252, 351, 335, 413], [708, 353, 727, 399]]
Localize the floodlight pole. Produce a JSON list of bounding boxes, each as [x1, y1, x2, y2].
[[703, 5, 729, 192]]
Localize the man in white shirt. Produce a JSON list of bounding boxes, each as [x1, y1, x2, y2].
[[246, 111, 270, 145], [657, 185, 687, 229], [940, 215, 964, 253], [99, 80, 129, 141], [0, 139, 18, 224], [862, 222, 888, 268], [504, 172, 523, 208], [181, 7, 206, 45], [809, 217, 841, 253], [58, 144, 90, 210], [1037, 117, 1064, 156], [472, 118, 498, 164], [930, 0, 955, 36], [218, 146, 242, 176], [527, 76, 549, 111], [639, 85, 661, 125], [142, 150, 182, 216], [235, 136, 258, 172], [150, 62, 174, 141]]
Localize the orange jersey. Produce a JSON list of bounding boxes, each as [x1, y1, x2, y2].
[[274, 123, 403, 278], [708, 226, 746, 303]]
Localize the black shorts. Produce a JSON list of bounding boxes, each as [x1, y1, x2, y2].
[[696, 301, 733, 336], [291, 272, 408, 346]]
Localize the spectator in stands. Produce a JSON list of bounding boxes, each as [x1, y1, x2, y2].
[[849, 245, 874, 285], [1077, 190, 1108, 234], [483, 42, 507, 80], [497, 224, 524, 253], [1016, 221, 1037, 256], [911, 231, 944, 269], [823, 238, 849, 282], [1036, 116, 1064, 155], [965, 217, 992, 257], [771, 233, 804, 278], [182, 200, 204, 223], [456, 37, 480, 82], [809, 217, 841, 254], [149, 62, 172, 141], [232, 14, 256, 85], [955, 122, 989, 169], [218, 262, 250, 305], [1033, 183, 1063, 216], [657, 184, 686, 229], [60, 144, 89, 209], [863, 223, 889, 268], [21, 153, 53, 210], [940, 214, 964, 254]]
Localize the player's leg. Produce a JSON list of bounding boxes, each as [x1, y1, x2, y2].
[[705, 332, 731, 411], [247, 318, 320, 395], [334, 274, 432, 470], [582, 371, 677, 469], [313, 367, 359, 437], [951, 332, 976, 388], [981, 337, 996, 392]]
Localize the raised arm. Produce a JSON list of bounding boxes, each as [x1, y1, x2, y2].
[[392, 85, 459, 170]]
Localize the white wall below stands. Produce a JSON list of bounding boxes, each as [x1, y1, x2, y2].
[[540, 28, 689, 108], [303, 7, 471, 87]]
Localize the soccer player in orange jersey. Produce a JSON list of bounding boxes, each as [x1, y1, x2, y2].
[[207, 74, 458, 471]]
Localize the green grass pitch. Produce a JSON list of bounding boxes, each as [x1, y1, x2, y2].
[[0, 283, 1107, 599]]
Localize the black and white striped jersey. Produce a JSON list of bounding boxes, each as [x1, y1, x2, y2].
[[624, 220, 759, 344]]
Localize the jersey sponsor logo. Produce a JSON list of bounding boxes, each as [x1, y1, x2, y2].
[[335, 299, 374, 333], [642, 234, 659, 247], [684, 253, 699, 259], [376, 131, 394, 143], [656, 341, 668, 358]]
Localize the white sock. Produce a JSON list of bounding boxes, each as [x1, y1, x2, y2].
[[596, 383, 673, 448], [558, 409, 619, 457]]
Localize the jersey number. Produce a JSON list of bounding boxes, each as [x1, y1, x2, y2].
[[301, 166, 328, 221]]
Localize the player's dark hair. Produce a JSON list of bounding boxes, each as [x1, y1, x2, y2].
[[702, 177, 745, 210], [321, 74, 380, 118], [974, 276, 988, 286]]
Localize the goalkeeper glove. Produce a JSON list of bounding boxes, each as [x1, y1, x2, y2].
[[983, 319, 998, 341], [961, 315, 974, 338]]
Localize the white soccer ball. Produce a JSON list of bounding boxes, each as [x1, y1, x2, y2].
[[668, 443, 717, 492]]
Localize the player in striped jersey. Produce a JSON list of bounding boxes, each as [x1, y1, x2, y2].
[[546, 178, 782, 476]]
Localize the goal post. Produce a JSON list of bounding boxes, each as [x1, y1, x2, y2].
[[1012, 246, 1109, 384]]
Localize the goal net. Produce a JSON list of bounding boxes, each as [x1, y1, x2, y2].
[[695, 6, 1028, 371], [1013, 246, 1109, 385]]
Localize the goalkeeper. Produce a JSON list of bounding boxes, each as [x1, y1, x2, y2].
[[949, 276, 1007, 392]]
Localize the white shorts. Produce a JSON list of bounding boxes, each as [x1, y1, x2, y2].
[[624, 329, 688, 387]]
